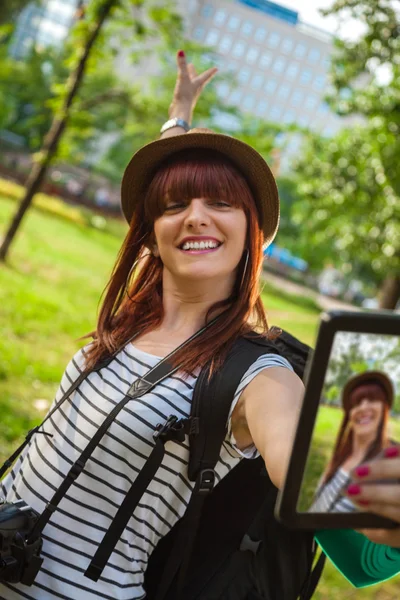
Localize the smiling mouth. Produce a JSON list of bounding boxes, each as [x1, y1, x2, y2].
[[178, 240, 222, 253], [355, 414, 375, 425]]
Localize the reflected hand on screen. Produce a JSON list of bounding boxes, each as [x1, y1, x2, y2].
[[346, 445, 400, 546]]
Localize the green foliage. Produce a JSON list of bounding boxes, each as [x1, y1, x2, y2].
[[289, 125, 399, 283], [0, 0, 41, 26]]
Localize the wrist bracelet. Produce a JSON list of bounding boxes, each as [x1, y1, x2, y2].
[[160, 118, 190, 134]]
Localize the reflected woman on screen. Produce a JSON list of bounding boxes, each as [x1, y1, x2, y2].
[[311, 371, 394, 513]]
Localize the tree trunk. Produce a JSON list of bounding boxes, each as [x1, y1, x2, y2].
[[378, 274, 400, 310], [0, 0, 116, 262]]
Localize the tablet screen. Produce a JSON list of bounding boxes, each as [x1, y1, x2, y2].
[[297, 330, 400, 514]]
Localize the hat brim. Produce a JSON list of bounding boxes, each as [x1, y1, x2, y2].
[[342, 371, 394, 411], [121, 130, 279, 247]]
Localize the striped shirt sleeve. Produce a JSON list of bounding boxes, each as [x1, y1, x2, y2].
[[227, 353, 294, 459]]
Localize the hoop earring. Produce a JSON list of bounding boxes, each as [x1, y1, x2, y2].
[[239, 249, 249, 289]]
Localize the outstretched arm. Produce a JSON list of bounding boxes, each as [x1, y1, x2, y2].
[[160, 50, 217, 139]]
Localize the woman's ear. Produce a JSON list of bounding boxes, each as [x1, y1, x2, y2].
[[152, 245, 160, 257]]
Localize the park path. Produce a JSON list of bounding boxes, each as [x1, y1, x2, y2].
[[263, 270, 358, 312]]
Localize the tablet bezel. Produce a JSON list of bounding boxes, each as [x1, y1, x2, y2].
[[275, 309, 400, 530]]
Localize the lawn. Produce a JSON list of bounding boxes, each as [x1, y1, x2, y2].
[[0, 194, 399, 599]]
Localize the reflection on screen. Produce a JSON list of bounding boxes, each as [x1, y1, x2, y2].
[[297, 331, 400, 513]]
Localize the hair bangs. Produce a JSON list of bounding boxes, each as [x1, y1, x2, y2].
[[144, 148, 257, 223]]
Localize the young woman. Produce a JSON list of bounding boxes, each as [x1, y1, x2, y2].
[[0, 51, 400, 600], [311, 371, 394, 513]]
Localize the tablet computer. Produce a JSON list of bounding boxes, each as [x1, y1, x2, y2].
[[275, 309, 400, 530]]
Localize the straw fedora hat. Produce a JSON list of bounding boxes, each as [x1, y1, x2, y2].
[[121, 128, 280, 247], [341, 371, 394, 411]]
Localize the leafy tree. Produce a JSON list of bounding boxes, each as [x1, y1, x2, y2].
[[317, 0, 400, 308], [0, 0, 183, 261], [290, 124, 399, 301]]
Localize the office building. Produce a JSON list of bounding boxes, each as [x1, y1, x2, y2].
[[188, 0, 343, 137]]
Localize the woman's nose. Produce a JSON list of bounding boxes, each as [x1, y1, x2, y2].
[[184, 199, 210, 228]]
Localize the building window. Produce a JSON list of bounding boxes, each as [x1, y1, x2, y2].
[[232, 40, 246, 58], [259, 51, 272, 68], [264, 78, 277, 94], [230, 89, 243, 104], [216, 82, 230, 98], [272, 56, 286, 74], [286, 63, 299, 79], [254, 27, 266, 43], [291, 90, 304, 106], [201, 3, 213, 18], [270, 106, 282, 120], [314, 74, 326, 90], [241, 20, 253, 36], [246, 47, 259, 65], [243, 94, 255, 110], [228, 15, 240, 31], [219, 34, 233, 53], [281, 38, 294, 54], [300, 69, 313, 84], [283, 110, 296, 123], [277, 83, 291, 99], [257, 99, 269, 116], [305, 94, 318, 110], [308, 48, 321, 63], [298, 116, 310, 127], [294, 43, 307, 58], [238, 67, 251, 84], [214, 8, 226, 26], [193, 26, 205, 41], [267, 32, 281, 48], [251, 72, 264, 89], [205, 28, 219, 46], [319, 101, 330, 114]]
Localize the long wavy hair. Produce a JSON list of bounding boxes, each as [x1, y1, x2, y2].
[[84, 148, 277, 374], [323, 381, 390, 485]]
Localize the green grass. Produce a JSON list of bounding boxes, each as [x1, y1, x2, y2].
[[0, 195, 399, 599]]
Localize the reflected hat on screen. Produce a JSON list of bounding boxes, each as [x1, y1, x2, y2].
[[341, 371, 394, 411], [121, 128, 280, 248]]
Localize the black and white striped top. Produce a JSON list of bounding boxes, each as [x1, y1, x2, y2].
[[310, 468, 357, 513], [0, 343, 293, 600]]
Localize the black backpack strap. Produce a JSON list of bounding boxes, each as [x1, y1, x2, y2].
[[300, 543, 326, 600], [154, 336, 282, 600]]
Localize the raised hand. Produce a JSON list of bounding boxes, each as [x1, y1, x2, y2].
[[168, 50, 218, 124], [346, 445, 400, 546]]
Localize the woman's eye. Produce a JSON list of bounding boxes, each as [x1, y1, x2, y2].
[[212, 201, 231, 207], [165, 203, 185, 211]]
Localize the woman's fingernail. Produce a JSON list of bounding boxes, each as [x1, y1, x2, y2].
[[358, 500, 369, 506], [178, 50, 185, 57], [347, 484, 362, 496], [385, 446, 399, 458], [355, 465, 370, 477]]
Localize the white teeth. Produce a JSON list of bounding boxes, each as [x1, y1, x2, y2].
[[181, 240, 220, 250]]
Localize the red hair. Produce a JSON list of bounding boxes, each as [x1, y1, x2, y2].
[[323, 382, 390, 484], [84, 149, 276, 373]]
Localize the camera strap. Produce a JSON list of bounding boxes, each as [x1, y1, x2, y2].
[[0, 339, 138, 479], [24, 317, 219, 544]]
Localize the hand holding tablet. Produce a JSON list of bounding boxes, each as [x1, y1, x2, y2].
[[276, 310, 400, 532]]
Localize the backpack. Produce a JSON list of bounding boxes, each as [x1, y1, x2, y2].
[[143, 330, 326, 600]]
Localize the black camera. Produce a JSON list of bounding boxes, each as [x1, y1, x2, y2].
[[0, 499, 43, 585]]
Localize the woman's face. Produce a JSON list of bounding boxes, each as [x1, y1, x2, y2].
[[348, 383, 386, 438], [153, 196, 247, 285]]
